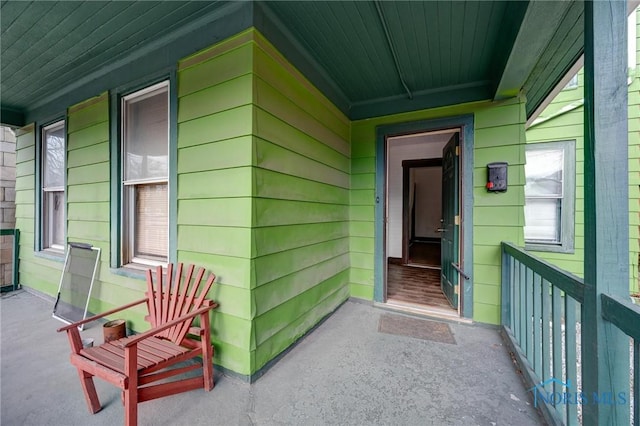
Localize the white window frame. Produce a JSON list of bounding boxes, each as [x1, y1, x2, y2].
[[41, 120, 66, 252], [120, 81, 169, 267], [524, 140, 576, 253]]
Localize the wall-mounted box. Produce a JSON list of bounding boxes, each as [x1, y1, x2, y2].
[[486, 162, 508, 192]]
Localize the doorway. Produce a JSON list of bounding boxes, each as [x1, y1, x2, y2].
[[374, 116, 474, 320], [402, 158, 443, 269]]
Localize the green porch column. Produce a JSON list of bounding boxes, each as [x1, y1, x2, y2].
[[582, 1, 630, 425]]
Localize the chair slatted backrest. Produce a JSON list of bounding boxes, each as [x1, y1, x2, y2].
[[145, 263, 216, 344]]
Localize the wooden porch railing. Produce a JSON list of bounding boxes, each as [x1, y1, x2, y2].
[[601, 294, 639, 426], [501, 242, 637, 426]]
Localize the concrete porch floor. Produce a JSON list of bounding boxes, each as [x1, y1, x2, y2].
[[1, 290, 544, 425]]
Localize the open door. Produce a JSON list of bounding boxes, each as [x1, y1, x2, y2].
[[441, 133, 459, 309]]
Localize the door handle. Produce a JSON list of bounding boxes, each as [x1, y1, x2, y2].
[[452, 263, 471, 280], [436, 228, 446, 232]]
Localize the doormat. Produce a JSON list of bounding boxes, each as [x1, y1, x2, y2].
[[378, 313, 457, 345]]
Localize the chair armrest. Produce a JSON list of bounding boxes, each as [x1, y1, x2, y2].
[[119, 302, 218, 348], [56, 298, 148, 332]]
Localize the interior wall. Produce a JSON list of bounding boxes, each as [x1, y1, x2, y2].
[[386, 134, 450, 258], [411, 167, 442, 239]]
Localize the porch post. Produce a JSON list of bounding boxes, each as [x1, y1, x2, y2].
[[582, 1, 630, 425]]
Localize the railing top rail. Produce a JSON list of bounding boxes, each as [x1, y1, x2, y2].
[[0, 229, 18, 236], [502, 242, 585, 303], [601, 293, 640, 340]]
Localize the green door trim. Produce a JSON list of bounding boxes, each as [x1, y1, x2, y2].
[[375, 114, 474, 319]]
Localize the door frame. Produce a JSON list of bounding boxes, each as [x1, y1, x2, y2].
[[374, 115, 474, 319], [401, 158, 443, 265]]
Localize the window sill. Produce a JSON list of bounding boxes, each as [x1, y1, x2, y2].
[[34, 249, 65, 262], [110, 265, 148, 280], [525, 243, 574, 254]]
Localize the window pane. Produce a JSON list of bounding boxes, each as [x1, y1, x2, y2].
[[525, 149, 563, 197], [134, 183, 167, 261], [524, 198, 561, 242], [43, 123, 65, 188], [123, 85, 168, 181], [44, 191, 65, 247]]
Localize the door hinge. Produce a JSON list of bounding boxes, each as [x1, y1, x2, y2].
[[455, 146, 459, 156], [454, 284, 459, 295], [454, 215, 460, 225]]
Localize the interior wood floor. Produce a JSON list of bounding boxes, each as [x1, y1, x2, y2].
[[408, 241, 440, 267], [387, 261, 456, 311]]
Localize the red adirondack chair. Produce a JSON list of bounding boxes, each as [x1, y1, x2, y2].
[[57, 263, 218, 426]]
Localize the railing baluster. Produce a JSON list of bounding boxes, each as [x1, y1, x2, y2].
[[501, 247, 512, 330], [510, 256, 516, 330], [533, 273, 542, 378], [565, 296, 578, 425], [552, 285, 565, 423], [634, 339, 638, 426], [542, 279, 552, 395], [519, 261, 526, 346], [526, 266, 534, 362], [514, 260, 521, 344]]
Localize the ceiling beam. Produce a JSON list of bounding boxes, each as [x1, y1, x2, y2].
[[0, 107, 25, 128], [374, 1, 412, 100], [493, 1, 573, 101], [350, 81, 491, 121]]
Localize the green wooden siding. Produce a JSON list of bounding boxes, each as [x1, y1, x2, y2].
[[176, 31, 255, 375], [66, 95, 151, 327], [12, 26, 547, 376], [251, 32, 350, 372], [350, 98, 526, 325], [526, 9, 640, 292], [13, 124, 64, 296], [526, 75, 585, 277], [629, 12, 640, 293]]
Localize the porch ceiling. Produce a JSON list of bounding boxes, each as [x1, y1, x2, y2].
[[0, 0, 583, 126]]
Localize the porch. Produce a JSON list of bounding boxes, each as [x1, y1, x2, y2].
[[1, 289, 542, 425]]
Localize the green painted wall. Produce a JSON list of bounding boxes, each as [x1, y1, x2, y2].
[[350, 98, 527, 325], [525, 10, 640, 292], [14, 95, 152, 331], [176, 31, 255, 375], [250, 32, 351, 371], [14, 29, 350, 377], [12, 25, 536, 376], [631, 73, 640, 295], [14, 125, 66, 296], [176, 30, 351, 374], [525, 79, 585, 277]]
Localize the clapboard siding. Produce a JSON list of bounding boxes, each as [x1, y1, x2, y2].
[[13, 125, 64, 296], [526, 69, 586, 278], [350, 98, 526, 325], [629, 13, 640, 294], [66, 94, 139, 320], [176, 32, 256, 375], [525, 8, 640, 289], [251, 32, 350, 373]]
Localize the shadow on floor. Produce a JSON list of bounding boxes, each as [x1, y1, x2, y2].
[[1, 290, 544, 425]]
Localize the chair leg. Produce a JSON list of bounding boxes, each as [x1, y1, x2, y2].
[[200, 313, 214, 391], [124, 345, 138, 426], [76, 369, 101, 414], [203, 345, 214, 391], [124, 387, 138, 426]]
